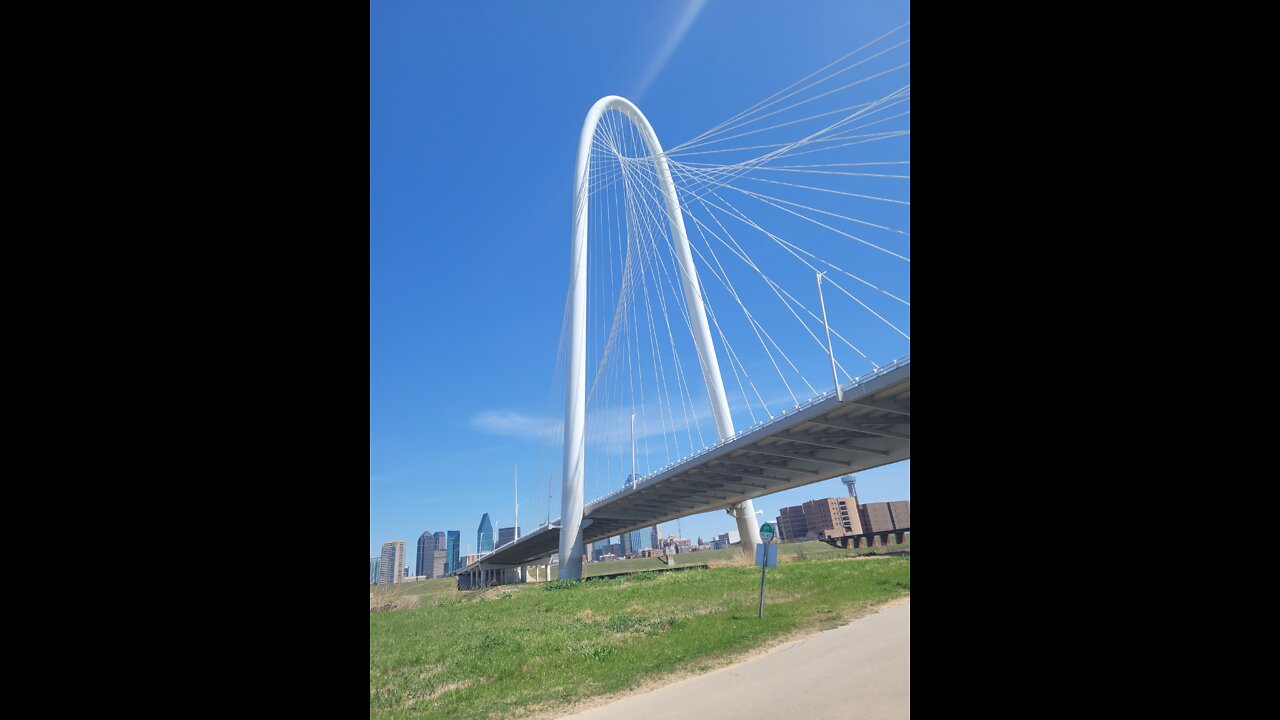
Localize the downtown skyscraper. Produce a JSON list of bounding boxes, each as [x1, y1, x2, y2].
[[431, 531, 447, 577], [477, 513, 494, 553], [416, 531, 437, 578], [378, 540, 406, 585], [445, 530, 460, 573]]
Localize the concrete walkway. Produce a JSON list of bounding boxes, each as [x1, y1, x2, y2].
[[564, 597, 910, 720]]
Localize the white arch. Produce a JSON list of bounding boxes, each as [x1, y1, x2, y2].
[[559, 96, 761, 580]]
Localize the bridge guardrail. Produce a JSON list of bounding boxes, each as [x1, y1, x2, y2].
[[585, 354, 909, 505]]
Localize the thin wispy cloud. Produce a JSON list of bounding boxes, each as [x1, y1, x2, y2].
[[632, 0, 709, 100], [471, 400, 719, 446], [470, 410, 558, 439]]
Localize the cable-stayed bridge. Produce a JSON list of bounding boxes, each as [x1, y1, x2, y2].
[[460, 358, 907, 586], [459, 24, 909, 586]]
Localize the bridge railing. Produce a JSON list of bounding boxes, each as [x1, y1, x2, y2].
[[586, 354, 910, 506]]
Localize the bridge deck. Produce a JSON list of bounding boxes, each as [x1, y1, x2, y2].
[[460, 358, 910, 571]]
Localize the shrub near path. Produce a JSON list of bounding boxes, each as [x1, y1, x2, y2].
[[369, 555, 909, 719]]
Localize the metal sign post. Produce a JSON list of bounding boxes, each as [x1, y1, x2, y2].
[[757, 523, 778, 619]]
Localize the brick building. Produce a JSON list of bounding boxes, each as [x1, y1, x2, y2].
[[777, 498, 909, 540]]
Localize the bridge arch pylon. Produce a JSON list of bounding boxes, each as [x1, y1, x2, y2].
[[559, 96, 762, 580]]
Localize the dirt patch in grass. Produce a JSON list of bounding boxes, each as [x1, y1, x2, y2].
[[416, 664, 444, 682], [401, 679, 474, 709]]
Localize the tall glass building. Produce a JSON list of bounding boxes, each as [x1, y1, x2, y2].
[[416, 531, 436, 577], [477, 513, 494, 553], [446, 530, 461, 573], [592, 539, 611, 561]]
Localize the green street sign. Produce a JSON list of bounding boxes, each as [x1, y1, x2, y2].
[[760, 522, 775, 544]]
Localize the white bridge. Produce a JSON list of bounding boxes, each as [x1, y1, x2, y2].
[[458, 358, 907, 585], [458, 26, 909, 586]]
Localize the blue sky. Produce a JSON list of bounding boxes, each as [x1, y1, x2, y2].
[[371, 0, 910, 564]]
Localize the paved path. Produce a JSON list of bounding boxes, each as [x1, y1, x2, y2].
[[564, 598, 909, 720]]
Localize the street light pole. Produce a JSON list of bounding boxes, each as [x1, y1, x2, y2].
[[816, 271, 842, 401]]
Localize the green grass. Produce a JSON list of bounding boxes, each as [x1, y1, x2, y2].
[[370, 549, 909, 719]]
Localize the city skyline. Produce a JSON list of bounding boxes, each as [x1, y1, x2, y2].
[[375, 467, 908, 572]]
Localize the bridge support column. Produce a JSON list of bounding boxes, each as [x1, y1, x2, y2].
[[894, 532, 905, 545], [726, 501, 763, 558]]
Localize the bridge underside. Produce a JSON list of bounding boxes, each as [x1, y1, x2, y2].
[[457, 362, 910, 578]]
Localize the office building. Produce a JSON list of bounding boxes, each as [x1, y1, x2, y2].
[[416, 531, 437, 578], [823, 497, 864, 536], [498, 526, 520, 548], [432, 549, 447, 577], [777, 498, 862, 540], [888, 501, 911, 529], [859, 501, 910, 533], [433, 531, 446, 553], [775, 515, 785, 541], [477, 513, 494, 553], [620, 532, 632, 555], [378, 540, 406, 585], [369, 557, 380, 585], [445, 530, 461, 574], [716, 531, 740, 547], [777, 495, 910, 540], [779, 504, 809, 542], [650, 524, 662, 550], [591, 539, 611, 562]]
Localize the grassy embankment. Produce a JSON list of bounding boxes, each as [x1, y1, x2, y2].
[[370, 541, 909, 719]]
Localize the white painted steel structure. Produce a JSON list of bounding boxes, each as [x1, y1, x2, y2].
[[458, 358, 909, 584], [453, 29, 910, 588], [560, 96, 762, 580]]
